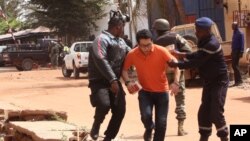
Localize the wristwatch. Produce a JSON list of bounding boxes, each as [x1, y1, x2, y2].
[[125, 80, 131, 86]]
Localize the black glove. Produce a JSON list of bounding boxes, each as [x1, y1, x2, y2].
[[167, 60, 179, 67]]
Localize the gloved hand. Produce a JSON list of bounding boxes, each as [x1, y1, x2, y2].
[[167, 60, 179, 67], [111, 80, 120, 96]]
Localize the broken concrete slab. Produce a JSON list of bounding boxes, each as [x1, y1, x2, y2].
[[9, 121, 85, 141]]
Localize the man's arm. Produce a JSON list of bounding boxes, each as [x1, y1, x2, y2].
[[122, 53, 140, 94], [176, 34, 193, 53], [240, 32, 244, 55], [122, 69, 140, 94], [122, 69, 130, 83], [168, 57, 180, 95], [91, 37, 117, 83]]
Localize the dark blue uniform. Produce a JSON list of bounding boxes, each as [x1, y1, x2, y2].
[[231, 27, 244, 84], [177, 34, 229, 138]]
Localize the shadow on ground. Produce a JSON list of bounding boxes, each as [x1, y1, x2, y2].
[[232, 96, 250, 103]]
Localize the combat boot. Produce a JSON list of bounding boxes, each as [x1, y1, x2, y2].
[[102, 137, 112, 141], [90, 122, 100, 140], [178, 120, 188, 136], [220, 137, 228, 141], [199, 135, 209, 141]]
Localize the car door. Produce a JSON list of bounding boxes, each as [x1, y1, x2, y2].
[[80, 42, 90, 66], [64, 43, 78, 69]]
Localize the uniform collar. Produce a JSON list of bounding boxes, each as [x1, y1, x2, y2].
[[102, 30, 120, 40], [198, 34, 213, 48]]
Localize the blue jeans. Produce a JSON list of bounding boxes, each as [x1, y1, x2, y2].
[[138, 90, 169, 141]]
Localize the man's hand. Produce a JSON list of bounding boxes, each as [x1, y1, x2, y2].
[[111, 80, 119, 95], [126, 81, 140, 94], [167, 60, 179, 68], [170, 82, 180, 96], [170, 50, 186, 59]]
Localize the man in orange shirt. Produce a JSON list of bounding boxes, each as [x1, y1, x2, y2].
[[122, 29, 180, 141]]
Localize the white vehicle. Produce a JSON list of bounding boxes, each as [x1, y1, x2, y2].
[[62, 41, 93, 78]]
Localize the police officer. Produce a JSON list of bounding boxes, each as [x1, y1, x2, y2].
[[231, 22, 244, 86], [152, 18, 192, 136], [88, 10, 130, 141], [168, 17, 229, 141]]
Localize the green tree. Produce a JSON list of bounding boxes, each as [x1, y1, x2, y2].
[[24, 0, 108, 41], [0, 0, 24, 34]]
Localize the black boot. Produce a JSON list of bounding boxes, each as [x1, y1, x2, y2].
[[220, 137, 228, 141], [199, 136, 209, 141], [90, 122, 100, 140], [102, 137, 112, 141], [143, 129, 152, 141]]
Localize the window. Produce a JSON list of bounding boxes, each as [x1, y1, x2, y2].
[[74, 44, 80, 52], [80, 43, 87, 52]]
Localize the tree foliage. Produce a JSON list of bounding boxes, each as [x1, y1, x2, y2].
[[0, 0, 24, 34], [24, 0, 108, 40]]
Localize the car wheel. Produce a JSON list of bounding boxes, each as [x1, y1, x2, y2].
[[22, 58, 33, 71], [73, 63, 80, 79], [15, 65, 24, 71], [62, 63, 72, 77]]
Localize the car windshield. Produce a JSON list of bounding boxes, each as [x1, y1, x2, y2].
[[74, 43, 91, 52]]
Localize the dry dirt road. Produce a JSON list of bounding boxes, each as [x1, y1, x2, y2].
[[0, 69, 249, 141]]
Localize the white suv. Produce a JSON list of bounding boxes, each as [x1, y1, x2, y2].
[[62, 41, 92, 79]]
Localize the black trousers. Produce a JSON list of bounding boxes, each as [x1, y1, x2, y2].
[[198, 75, 229, 138], [232, 51, 242, 83], [89, 80, 126, 139]]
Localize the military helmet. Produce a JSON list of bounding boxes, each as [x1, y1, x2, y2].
[[152, 19, 170, 31]]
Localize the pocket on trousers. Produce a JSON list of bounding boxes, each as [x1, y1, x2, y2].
[[89, 94, 97, 107]]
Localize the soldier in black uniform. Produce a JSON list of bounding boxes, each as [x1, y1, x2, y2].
[[152, 18, 192, 136], [88, 10, 130, 141], [168, 17, 229, 141]]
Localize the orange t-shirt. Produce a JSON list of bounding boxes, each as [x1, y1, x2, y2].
[[123, 44, 175, 92]]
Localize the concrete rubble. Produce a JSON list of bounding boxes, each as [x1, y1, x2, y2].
[[0, 102, 88, 141]]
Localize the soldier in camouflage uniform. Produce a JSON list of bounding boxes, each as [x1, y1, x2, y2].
[[50, 41, 60, 69], [153, 18, 192, 136]]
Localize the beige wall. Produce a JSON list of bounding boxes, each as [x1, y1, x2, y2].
[[224, 0, 250, 48]]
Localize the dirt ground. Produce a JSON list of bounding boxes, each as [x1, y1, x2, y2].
[[0, 69, 250, 141]]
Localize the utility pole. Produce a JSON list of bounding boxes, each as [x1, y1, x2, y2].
[[118, 0, 133, 44], [127, 0, 133, 44], [238, 0, 242, 26], [238, 0, 241, 14]]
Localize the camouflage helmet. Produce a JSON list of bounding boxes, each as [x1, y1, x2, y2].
[[152, 18, 170, 31]]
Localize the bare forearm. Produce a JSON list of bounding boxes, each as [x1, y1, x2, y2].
[[173, 66, 180, 83], [122, 70, 130, 82]]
